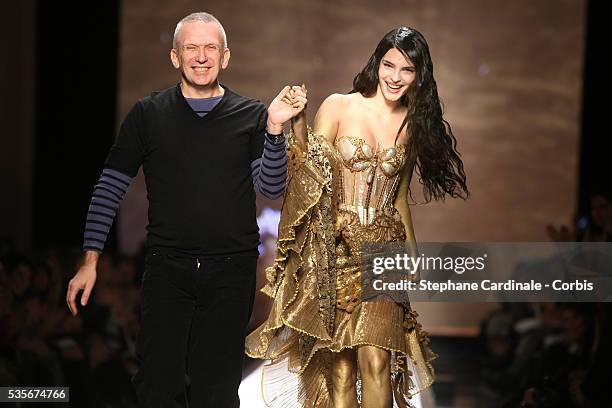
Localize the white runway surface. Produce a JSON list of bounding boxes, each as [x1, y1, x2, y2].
[[238, 363, 267, 407]]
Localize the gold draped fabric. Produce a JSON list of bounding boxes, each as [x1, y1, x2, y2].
[[245, 130, 436, 407]]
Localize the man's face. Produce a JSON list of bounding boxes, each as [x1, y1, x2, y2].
[[170, 21, 230, 89], [377, 47, 416, 103]]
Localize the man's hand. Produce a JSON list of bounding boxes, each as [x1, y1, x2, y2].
[[267, 85, 307, 134], [66, 251, 99, 316]]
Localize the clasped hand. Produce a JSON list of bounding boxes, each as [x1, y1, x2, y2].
[[267, 85, 307, 134]]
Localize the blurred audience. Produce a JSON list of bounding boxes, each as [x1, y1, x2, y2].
[[0, 244, 140, 407], [477, 193, 612, 407]]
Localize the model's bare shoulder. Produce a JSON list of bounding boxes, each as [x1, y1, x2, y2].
[[313, 93, 349, 143]]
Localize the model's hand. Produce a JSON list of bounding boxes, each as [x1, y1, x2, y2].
[[267, 85, 307, 134], [66, 251, 98, 316], [291, 84, 308, 125]]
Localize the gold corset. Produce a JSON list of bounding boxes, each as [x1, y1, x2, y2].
[[334, 136, 407, 226], [333, 136, 408, 312]]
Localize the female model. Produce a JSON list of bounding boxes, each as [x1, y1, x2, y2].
[[247, 27, 468, 408]]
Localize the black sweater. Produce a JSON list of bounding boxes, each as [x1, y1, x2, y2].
[[105, 84, 267, 256]]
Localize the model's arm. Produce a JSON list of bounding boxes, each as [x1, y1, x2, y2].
[[287, 91, 344, 151], [291, 109, 308, 152], [394, 157, 420, 281], [285, 85, 307, 151]]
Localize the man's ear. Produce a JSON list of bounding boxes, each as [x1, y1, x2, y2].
[[221, 48, 231, 70], [170, 48, 180, 69]]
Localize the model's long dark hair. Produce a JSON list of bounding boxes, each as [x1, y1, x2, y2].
[[353, 27, 468, 202]]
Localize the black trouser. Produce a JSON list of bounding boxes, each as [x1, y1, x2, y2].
[[132, 252, 257, 408]]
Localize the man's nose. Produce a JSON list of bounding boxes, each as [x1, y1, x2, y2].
[[196, 49, 207, 62]]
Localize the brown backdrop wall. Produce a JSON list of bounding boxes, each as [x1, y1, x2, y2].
[[1, 0, 36, 251], [116, 0, 585, 333]]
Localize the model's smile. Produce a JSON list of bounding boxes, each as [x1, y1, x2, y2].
[[385, 81, 404, 93]]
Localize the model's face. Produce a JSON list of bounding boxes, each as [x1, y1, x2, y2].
[[377, 47, 416, 103], [170, 21, 230, 88]]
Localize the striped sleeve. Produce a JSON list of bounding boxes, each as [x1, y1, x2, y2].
[[251, 131, 287, 199], [82, 168, 133, 252]]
